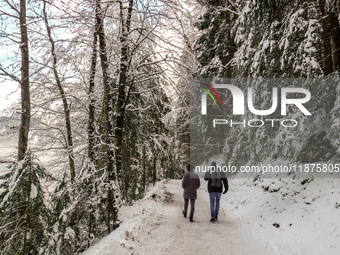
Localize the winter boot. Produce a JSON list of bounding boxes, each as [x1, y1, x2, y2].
[[210, 217, 215, 223], [215, 215, 218, 221], [182, 210, 187, 218], [189, 216, 193, 222]]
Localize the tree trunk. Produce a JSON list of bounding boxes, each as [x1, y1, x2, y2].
[[88, 213, 93, 248], [115, 0, 134, 183], [88, 16, 98, 162], [96, 0, 113, 174], [18, 0, 30, 161], [97, 0, 112, 154], [224, 8, 232, 77], [319, 0, 333, 76], [23, 159, 32, 253], [132, 154, 137, 200], [152, 153, 156, 186], [142, 121, 146, 193], [96, 0, 117, 232], [330, 12, 340, 72], [87, 18, 98, 240], [43, 1, 75, 182]]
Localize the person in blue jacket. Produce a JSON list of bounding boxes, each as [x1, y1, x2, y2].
[[204, 162, 228, 223]]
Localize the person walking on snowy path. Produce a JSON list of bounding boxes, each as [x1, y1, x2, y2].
[[182, 164, 200, 222], [204, 162, 228, 223]]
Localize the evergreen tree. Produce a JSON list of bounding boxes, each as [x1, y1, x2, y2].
[[195, 0, 237, 77], [192, 0, 340, 168], [121, 60, 171, 197], [0, 151, 53, 255], [48, 159, 116, 254]]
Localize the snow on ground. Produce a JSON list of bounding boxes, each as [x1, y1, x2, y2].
[[83, 179, 277, 255], [223, 177, 340, 255], [83, 177, 340, 255], [1, 127, 339, 255]]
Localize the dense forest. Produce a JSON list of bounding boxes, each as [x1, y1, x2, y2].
[[192, 0, 340, 171], [0, 0, 340, 254]]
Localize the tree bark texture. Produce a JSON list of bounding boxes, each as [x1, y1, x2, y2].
[[96, 0, 117, 232], [152, 153, 156, 186], [115, 0, 134, 182], [88, 14, 98, 162], [329, 11, 340, 72], [18, 0, 31, 161], [319, 0, 333, 76], [142, 121, 146, 193]]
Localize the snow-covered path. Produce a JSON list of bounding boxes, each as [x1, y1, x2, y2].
[[134, 180, 277, 255], [84, 179, 277, 255]]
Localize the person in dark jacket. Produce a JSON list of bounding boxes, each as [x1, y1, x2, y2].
[[204, 162, 228, 223], [182, 164, 200, 222]]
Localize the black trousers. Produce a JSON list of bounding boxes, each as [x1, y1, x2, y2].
[[184, 198, 195, 218]]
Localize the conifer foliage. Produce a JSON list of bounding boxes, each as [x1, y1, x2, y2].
[[0, 151, 53, 255], [193, 0, 340, 166], [1, 0, 340, 253], [48, 159, 114, 254], [195, 0, 237, 77]]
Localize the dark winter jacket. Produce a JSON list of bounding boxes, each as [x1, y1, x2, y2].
[[182, 172, 200, 199], [204, 171, 228, 193]]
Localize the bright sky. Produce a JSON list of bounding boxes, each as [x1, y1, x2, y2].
[[0, 80, 20, 113]]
